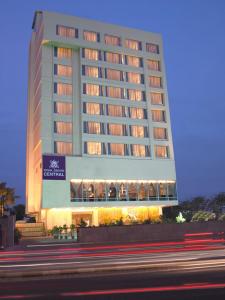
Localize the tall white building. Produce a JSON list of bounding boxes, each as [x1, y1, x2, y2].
[[26, 11, 177, 229]]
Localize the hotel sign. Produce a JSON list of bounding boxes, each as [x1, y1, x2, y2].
[[42, 155, 66, 180]]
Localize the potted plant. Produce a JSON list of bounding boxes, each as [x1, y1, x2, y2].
[[70, 224, 76, 239], [58, 226, 63, 239], [51, 226, 59, 239], [63, 224, 68, 239]]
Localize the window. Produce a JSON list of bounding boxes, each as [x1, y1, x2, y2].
[[131, 144, 147, 157], [108, 124, 126, 136], [155, 145, 169, 158], [84, 83, 101, 96], [109, 143, 126, 156], [152, 110, 166, 122], [149, 76, 162, 88], [127, 72, 142, 84], [147, 60, 160, 71], [83, 66, 99, 78], [54, 122, 72, 135], [150, 93, 164, 105], [84, 102, 102, 115], [54, 64, 72, 77], [54, 141, 72, 155], [126, 55, 141, 67], [104, 34, 120, 46], [83, 48, 99, 60], [129, 107, 146, 119], [56, 25, 78, 38], [54, 83, 72, 96], [54, 102, 72, 115], [106, 86, 124, 98], [54, 47, 72, 59], [105, 52, 120, 64], [106, 69, 122, 81], [153, 128, 167, 140], [83, 31, 100, 42], [84, 122, 102, 134], [130, 125, 147, 138], [125, 39, 142, 50], [86, 142, 102, 155], [146, 43, 159, 54], [107, 104, 123, 117], [128, 89, 143, 101]]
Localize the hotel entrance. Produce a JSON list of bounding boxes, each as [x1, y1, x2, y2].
[[72, 212, 93, 227]]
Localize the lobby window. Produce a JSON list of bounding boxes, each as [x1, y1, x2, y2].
[[54, 64, 72, 77], [129, 107, 147, 119], [54, 83, 72, 96], [83, 102, 103, 115], [125, 39, 142, 51], [104, 52, 120, 64], [106, 104, 124, 117], [146, 43, 159, 54], [149, 76, 162, 88], [106, 86, 124, 99], [152, 110, 166, 122], [128, 89, 144, 101], [155, 145, 169, 158], [150, 93, 164, 105], [147, 60, 160, 71], [127, 72, 143, 84], [82, 65, 100, 78], [130, 125, 148, 138], [83, 83, 102, 96], [54, 141, 72, 155], [108, 143, 128, 156], [83, 30, 100, 42], [56, 25, 78, 38], [153, 127, 167, 140], [83, 121, 104, 134], [131, 144, 150, 157], [54, 102, 72, 115], [54, 47, 72, 59], [126, 55, 142, 67], [82, 48, 100, 61], [84, 142, 103, 155], [104, 34, 120, 46], [106, 68, 122, 81], [54, 121, 72, 135], [107, 123, 127, 136]]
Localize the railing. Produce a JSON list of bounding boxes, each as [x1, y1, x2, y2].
[[71, 196, 177, 203]]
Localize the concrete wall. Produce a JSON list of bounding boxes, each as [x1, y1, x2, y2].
[[0, 216, 15, 248], [77, 221, 225, 243]]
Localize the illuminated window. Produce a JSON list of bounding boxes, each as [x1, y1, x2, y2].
[[86, 142, 102, 155], [54, 47, 72, 59], [107, 104, 123, 117], [104, 34, 120, 46], [149, 76, 162, 88], [126, 55, 141, 67], [147, 60, 160, 71], [106, 68, 122, 81], [83, 48, 100, 60], [128, 89, 144, 101], [125, 39, 142, 50], [54, 102, 72, 115], [105, 52, 120, 64], [83, 122, 103, 134], [108, 123, 126, 136], [153, 127, 167, 140], [106, 86, 124, 98], [83, 102, 102, 115], [83, 66, 99, 78], [83, 31, 100, 42], [54, 141, 72, 155], [109, 143, 126, 156], [54, 122, 72, 135], [152, 110, 166, 122], [155, 145, 169, 158], [84, 83, 101, 96], [130, 125, 148, 138], [131, 144, 148, 157], [127, 72, 143, 84], [56, 25, 78, 38], [54, 83, 72, 96], [54, 64, 72, 77], [129, 107, 146, 119], [146, 43, 159, 54], [150, 93, 164, 105]]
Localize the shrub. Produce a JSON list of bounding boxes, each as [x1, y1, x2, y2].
[[191, 211, 216, 222], [218, 214, 225, 221]]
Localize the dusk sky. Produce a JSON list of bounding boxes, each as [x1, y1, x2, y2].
[[0, 0, 225, 204]]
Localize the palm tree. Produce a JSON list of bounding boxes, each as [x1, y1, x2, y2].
[[0, 182, 19, 216]]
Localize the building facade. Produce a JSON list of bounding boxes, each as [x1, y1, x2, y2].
[[26, 11, 177, 229]]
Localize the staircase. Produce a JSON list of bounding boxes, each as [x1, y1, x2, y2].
[[16, 222, 46, 238]]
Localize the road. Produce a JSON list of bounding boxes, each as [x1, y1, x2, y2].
[[0, 236, 225, 299]]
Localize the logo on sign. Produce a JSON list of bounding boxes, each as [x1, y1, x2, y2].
[[42, 155, 66, 180]]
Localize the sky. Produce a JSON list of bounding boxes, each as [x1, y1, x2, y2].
[[0, 0, 225, 204]]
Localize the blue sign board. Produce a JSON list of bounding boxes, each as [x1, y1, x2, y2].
[[42, 155, 66, 180]]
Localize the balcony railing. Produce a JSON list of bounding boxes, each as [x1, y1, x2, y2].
[[71, 196, 177, 203]]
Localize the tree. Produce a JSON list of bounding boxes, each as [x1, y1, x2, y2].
[[0, 182, 19, 216], [13, 204, 25, 220], [208, 193, 225, 214]]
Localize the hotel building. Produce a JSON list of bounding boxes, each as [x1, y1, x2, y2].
[[26, 11, 178, 229]]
